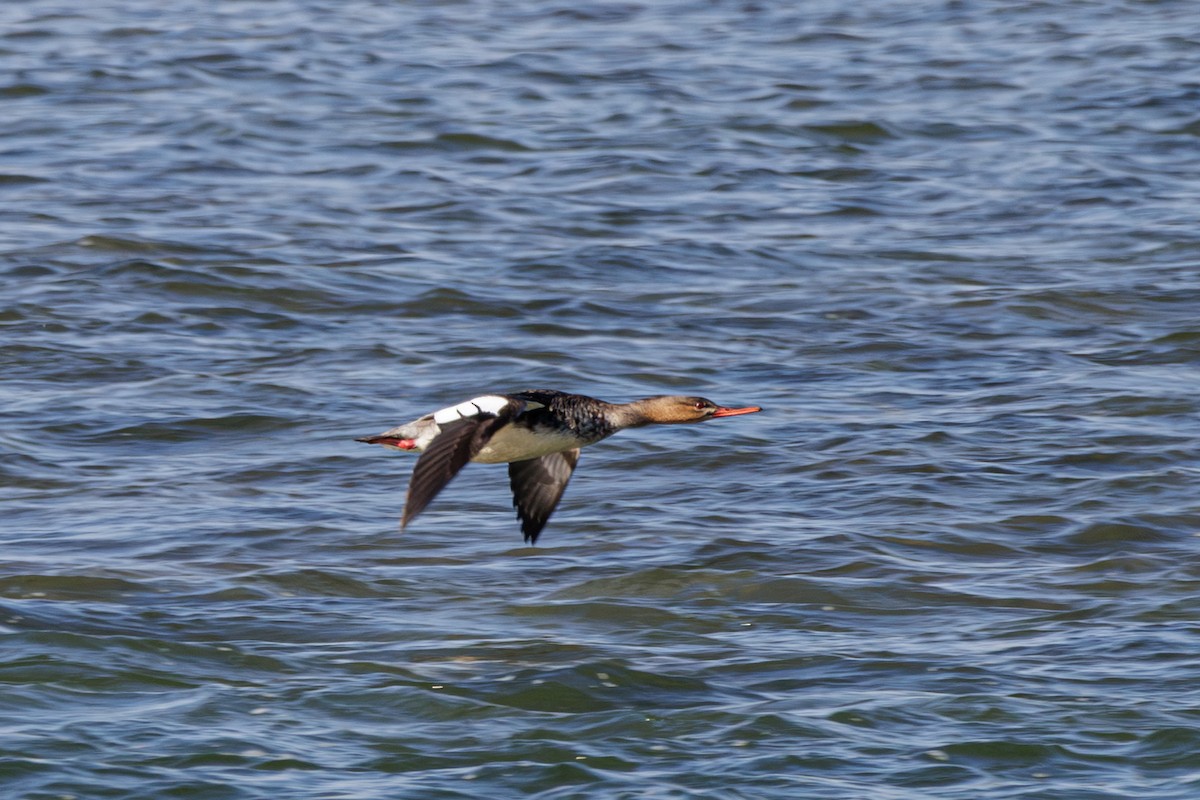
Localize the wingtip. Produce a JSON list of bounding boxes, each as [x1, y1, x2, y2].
[[400, 500, 415, 531]]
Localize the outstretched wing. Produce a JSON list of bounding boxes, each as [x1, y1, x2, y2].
[[507, 449, 580, 545], [402, 416, 506, 529]]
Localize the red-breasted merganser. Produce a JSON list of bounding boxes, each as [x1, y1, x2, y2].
[[356, 389, 762, 544]]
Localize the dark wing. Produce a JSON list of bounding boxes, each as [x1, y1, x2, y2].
[[507, 449, 580, 545], [401, 416, 505, 530]]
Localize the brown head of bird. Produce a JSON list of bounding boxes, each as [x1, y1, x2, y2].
[[619, 395, 763, 427]]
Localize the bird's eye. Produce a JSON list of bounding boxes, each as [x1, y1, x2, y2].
[[694, 401, 708, 411]]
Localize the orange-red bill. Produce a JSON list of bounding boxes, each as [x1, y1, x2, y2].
[[710, 405, 762, 418]]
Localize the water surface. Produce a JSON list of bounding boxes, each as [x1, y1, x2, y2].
[[3, 1, 1200, 798]]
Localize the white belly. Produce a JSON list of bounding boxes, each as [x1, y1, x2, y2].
[[471, 426, 582, 464]]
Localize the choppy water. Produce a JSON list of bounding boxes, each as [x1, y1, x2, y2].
[[4, 1, 1200, 798]]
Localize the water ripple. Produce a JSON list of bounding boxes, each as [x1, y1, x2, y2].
[[2, 0, 1200, 798]]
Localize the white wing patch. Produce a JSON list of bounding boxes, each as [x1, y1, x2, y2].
[[432, 394, 513, 424]]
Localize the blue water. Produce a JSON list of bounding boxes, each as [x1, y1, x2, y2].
[[3, 1, 1200, 798]]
